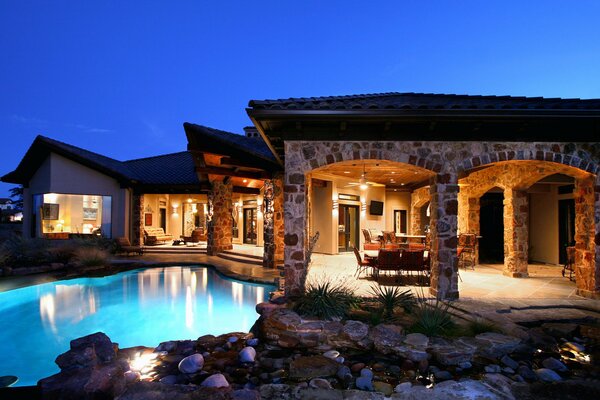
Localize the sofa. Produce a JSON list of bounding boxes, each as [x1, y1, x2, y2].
[[144, 227, 173, 245]]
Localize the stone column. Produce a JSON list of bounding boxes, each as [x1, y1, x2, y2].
[[132, 194, 144, 246], [273, 174, 285, 268], [428, 173, 459, 300], [263, 180, 275, 268], [283, 169, 307, 297], [207, 181, 233, 256], [574, 176, 599, 298], [410, 186, 430, 235], [467, 197, 481, 264], [503, 189, 529, 277]]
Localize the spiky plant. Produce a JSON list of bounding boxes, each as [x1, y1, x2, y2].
[[369, 285, 416, 317], [409, 291, 455, 336], [293, 277, 359, 320], [73, 247, 109, 267]]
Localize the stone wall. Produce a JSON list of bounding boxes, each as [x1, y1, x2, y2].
[[207, 181, 233, 256], [574, 176, 599, 298], [503, 189, 529, 277], [132, 194, 144, 246], [410, 186, 431, 235], [263, 175, 284, 269], [283, 140, 600, 300]]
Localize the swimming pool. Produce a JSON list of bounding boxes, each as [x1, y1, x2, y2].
[[0, 266, 274, 386]]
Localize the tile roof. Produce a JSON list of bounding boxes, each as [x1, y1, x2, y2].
[[183, 123, 278, 164], [248, 92, 600, 111]]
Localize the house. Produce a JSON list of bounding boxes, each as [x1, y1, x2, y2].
[[2, 92, 600, 301], [0, 198, 15, 210]]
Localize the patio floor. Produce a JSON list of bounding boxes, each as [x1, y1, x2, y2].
[[308, 252, 580, 300]]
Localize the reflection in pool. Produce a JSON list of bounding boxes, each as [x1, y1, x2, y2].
[[0, 266, 274, 386]]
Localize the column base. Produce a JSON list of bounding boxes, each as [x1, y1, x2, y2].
[[576, 288, 600, 300], [429, 287, 459, 300], [502, 271, 529, 278]]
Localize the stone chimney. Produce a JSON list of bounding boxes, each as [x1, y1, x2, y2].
[[243, 126, 260, 138]]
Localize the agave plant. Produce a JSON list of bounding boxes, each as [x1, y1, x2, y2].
[[409, 291, 455, 336], [369, 285, 416, 318], [293, 277, 359, 320]]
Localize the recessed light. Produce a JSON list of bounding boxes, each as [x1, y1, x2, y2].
[[394, 189, 397, 192], [343, 171, 350, 174], [243, 179, 248, 183], [401, 183, 405, 186], [391, 171, 396, 174]]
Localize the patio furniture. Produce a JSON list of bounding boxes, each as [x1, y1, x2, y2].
[[144, 227, 173, 245], [116, 237, 143, 256], [353, 246, 374, 277], [562, 246, 576, 281], [181, 228, 205, 246], [362, 229, 381, 250], [399, 249, 429, 285], [457, 233, 477, 270], [373, 249, 402, 282]]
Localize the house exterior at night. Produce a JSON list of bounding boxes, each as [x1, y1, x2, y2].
[[3, 93, 600, 300]]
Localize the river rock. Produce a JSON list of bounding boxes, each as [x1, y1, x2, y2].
[[484, 364, 501, 373], [232, 388, 261, 400], [517, 365, 538, 381], [433, 370, 453, 381], [309, 378, 333, 389], [373, 381, 393, 396], [535, 368, 562, 382], [404, 333, 428, 347], [178, 353, 204, 374], [246, 338, 259, 347], [541, 357, 568, 372], [323, 350, 340, 359], [239, 347, 257, 363], [370, 324, 405, 354], [289, 355, 339, 379], [500, 355, 519, 370], [201, 373, 229, 388]]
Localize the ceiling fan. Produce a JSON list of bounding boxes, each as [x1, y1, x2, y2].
[[344, 164, 385, 189]]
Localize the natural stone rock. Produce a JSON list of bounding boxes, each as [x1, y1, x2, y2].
[[246, 338, 259, 347], [433, 370, 453, 381], [56, 332, 117, 370], [541, 323, 578, 338], [541, 357, 568, 372], [124, 370, 141, 383], [404, 333, 428, 347], [500, 355, 519, 370], [309, 378, 333, 389], [517, 365, 538, 382], [289, 355, 339, 379], [370, 324, 404, 354], [535, 368, 562, 382], [117, 381, 231, 400], [475, 333, 521, 358], [178, 353, 205, 374], [481, 373, 515, 399], [232, 389, 260, 400], [484, 364, 501, 373], [373, 381, 393, 396], [259, 384, 292, 400], [429, 338, 477, 366], [158, 375, 178, 384], [564, 341, 585, 352], [343, 390, 385, 399], [323, 350, 340, 359], [201, 373, 229, 388], [239, 347, 256, 363]]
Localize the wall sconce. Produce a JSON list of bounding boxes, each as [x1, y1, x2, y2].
[[332, 199, 339, 210], [172, 204, 179, 215]]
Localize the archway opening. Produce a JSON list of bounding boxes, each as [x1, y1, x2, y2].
[[479, 188, 503, 263]]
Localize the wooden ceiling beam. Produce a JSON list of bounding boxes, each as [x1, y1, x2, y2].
[[233, 186, 261, 195]]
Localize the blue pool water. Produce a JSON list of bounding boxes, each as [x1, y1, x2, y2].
[[0, 266, 274, 386]]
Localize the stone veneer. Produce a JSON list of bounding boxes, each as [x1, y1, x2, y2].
[[284, 140, 600, 300], [132, 194, 144, 246], [207, 181, 233, 256], [262, 175, 284, 268], [410, 186, 431, 235]]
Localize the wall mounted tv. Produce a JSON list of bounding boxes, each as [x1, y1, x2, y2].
[[369, 201, 384, 216]]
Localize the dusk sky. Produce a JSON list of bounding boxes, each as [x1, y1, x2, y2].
[[1, 1, 600, 197]]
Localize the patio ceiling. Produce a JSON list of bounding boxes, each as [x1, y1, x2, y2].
[[312, 159, 434, 189]]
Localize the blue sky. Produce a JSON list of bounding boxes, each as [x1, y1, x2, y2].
[[1, 1, 600, 197]]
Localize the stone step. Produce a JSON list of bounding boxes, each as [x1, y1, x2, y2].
[[221, 250, 264, 261], [143, 246, 207, 254], [217, 252, 263, 266]]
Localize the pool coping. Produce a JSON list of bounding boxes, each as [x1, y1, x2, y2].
[[0, 259, 278, 292]]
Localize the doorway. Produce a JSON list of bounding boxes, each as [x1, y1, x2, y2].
[[159, 208, 167, 232], [338, 205, 359, 252], [243, 208, 257, 244], [558, 198, 575, 264], [479, 192, 504, 263]]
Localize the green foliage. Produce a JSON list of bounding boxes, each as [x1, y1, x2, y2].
[[293, 278, 359, 320], [47, 243, 77, 264], [462, 317, 500, 336], [409, 297, 455, 337], [74, 247, 109, 267], [369, 285, 416, 317], [0, 235, 49, 268]]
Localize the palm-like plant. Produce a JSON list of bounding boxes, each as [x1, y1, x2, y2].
[[293, 278, 359, 320], [369, 285, 416, 317]]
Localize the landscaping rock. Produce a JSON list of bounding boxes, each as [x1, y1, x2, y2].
[[541, 322, 578, 338], [541, 357, 568, 372], [344, 390, 385, 399], [535, 368, 562, 382], [516, 365, 538, 382], [433, 370, 453, 381], [309, 378, 333, 389], [484, 364, 501, 373], [246, 338, 259, 347], [475, 333, 521, 358], [404, 333, 428, 347], [564, 341, 585, 353], [370, 324, 405, 354], [56, 332, 117, 370], [323, 350, 340, 359], [373, 381, 393, 396], [481, 373, 515, 399], [259, 384, 292, 399], [201, 373, 229, 388], [289, 355, 339, 379], [342, 320, 370, 342], [500, 355, 519, 370], [178, 353, 204, 374], [239, 347, 256, 363], [429, 338, 477, 366], [395, 382, 412, 393], [232, 389, 260, 400], [118, 381, 231, 400]]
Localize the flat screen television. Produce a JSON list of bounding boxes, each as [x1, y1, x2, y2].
[[369, 200, 384, 216]]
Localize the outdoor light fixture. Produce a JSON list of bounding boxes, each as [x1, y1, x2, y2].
[[332, 199, 339, 210], [359, 176, 368, 190]]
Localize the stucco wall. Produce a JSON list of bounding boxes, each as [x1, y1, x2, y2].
[[385, 191, 412, 233], [25, 153, 129, 239]]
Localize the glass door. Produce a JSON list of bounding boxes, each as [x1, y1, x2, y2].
[[243, 208, 257, 244], [338, 205, 359, 252]]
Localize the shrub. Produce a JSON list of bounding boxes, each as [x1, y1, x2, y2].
[[369, 285, 416, 317], [293, 277, 359, 320], [0, 235, 49, 268], [462, 317, 500, 336], [74, 247, 109, 267], [409, 296, 455, 337]]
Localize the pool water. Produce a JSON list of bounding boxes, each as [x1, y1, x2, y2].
[[0, 266, 274, 386]]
